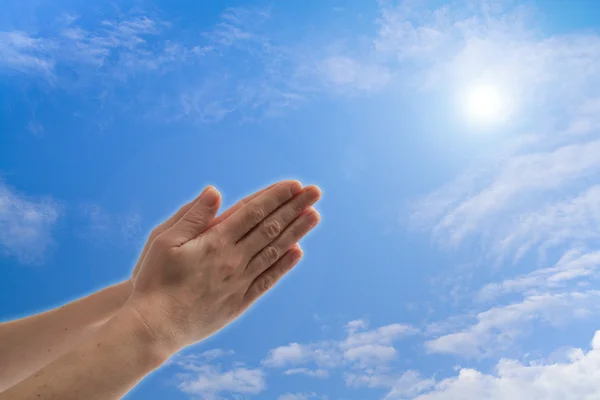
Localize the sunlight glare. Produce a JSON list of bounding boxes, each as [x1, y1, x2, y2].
[[462, 84, 508, 126]]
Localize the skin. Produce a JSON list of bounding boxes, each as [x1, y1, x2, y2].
[[0, 281, 133, 391], [0, 180, 321, 398], [0, 182, 280, 391]]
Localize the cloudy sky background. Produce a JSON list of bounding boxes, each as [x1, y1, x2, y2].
[[2, 0, 600, 399]]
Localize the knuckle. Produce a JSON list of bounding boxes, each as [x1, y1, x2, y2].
[[261, 245, 280, 265], [152, 234, 172, 251], [204, 236, 224, 254], [292, 203, 304, 215], [260, 219, 281, 240], [259, 275, 275, 292], [220, 260, 237, 278], [149, 226, 163, 240], [246, 206, 266, 226], [295, 219, 310, 234], [184, 210, 207, 226], [278, 189, 291, 203]]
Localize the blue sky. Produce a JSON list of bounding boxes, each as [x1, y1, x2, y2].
[[2, 0, 600, 399]]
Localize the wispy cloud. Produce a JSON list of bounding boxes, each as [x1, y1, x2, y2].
[[383, 370, 435, 400], [412, 141, 600, 258], [317, 56, 391, 93], [0, 31, 54, 75], [76, 203, 141, 245], [400, 0, 600, 266], [283, 367, 329, 378], [263, 319, 418, 395], [176, 365, 265, 400], [262, 320, 417, 371], [426, 290, 600, 358], [170, 351, 264, 400], [477, 249, 600, 302], [393, 1, 600, 373], [0, 180, 60, 264], [1, 7, 318, 125], [495, 185, 600, 262], [410, 330, 600, 400], [278, 393, 328, 400], [0, 14, 168, 80]]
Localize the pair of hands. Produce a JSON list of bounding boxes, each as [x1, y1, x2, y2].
[[124, 181, 321, 353]]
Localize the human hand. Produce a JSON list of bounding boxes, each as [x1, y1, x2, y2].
[[125, 181, 321, 353], [129, 183, 279, 286]]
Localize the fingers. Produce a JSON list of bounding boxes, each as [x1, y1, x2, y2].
[[238, 185, 321, 257], [131, 195, 200, 278], [162, 198, 199, 231], [243, 207, 320, 279], [165, 186, 222, 246], [218, 181, 302, 242], [136, 181, 283, 266], [242, 244, 303, 309], [210, 183, 278, 227]]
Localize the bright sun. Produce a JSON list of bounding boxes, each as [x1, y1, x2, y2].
[[462, 84, 508, 125]]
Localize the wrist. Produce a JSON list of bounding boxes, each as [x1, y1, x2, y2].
[[117, 301, 183, 361]]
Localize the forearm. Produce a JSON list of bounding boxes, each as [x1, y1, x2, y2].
[[0, 280, 132, 391], [0, 307, 174, 400]]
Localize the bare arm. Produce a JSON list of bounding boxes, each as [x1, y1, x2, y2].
[[0, 307, 171, 400], [0, 182, 275, 392], [0, 181, 321, 400], [0, 280, 132, 391]]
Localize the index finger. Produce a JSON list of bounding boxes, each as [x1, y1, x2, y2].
[[209, 182, 278, 227], [218, 180, 302, 242]]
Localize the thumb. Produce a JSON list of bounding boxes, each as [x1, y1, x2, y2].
[[166, 186, 221, 246]]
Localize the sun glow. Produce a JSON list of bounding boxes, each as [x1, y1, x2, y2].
[[462, 83, 509, 126]]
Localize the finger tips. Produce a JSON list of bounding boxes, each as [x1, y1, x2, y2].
[[202, 186, 222, 208], [304, 185, 322, 200], [290, 243, 303, 259], [304, 207, 321, 226], [289, 180, 303, 195]]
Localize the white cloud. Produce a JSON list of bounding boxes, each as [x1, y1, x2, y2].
[[175, 362, 265, 400], [198, 349, 235, 361], [344, 344, 397, 367], [263, 319, 418, 395], [0, 15, 167, 79], [345, 319, 369, 333], [262, 320, 417, 372], [478, 249, 600, 302], [0, 181, 60, 264], [58, 15, 161, 68], [341, 322, 418, 350], [344, 366, 435, 395], [284, 368, 329, 378], [495, 185, 600, 262], [262, 342, 317, 368], [426, 291, 600, 358], [383, 370, 436, 400], [410, 330, 600, 400], [413, 140, 600, 253], [207, 7, 269, 47], [166, 348, 235, 368], [401, 0, 600, 263], [2, 8, 318, 125], [278, 392, 327, 400], [0, 31, 54, 74]]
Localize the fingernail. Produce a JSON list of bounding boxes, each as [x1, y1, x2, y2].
[[307, 185, 322, 199], [293, 247, 303, 260], [202, 186, 219, 207], [290, 181, 302, 195], [308, 209, 320, 226]]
